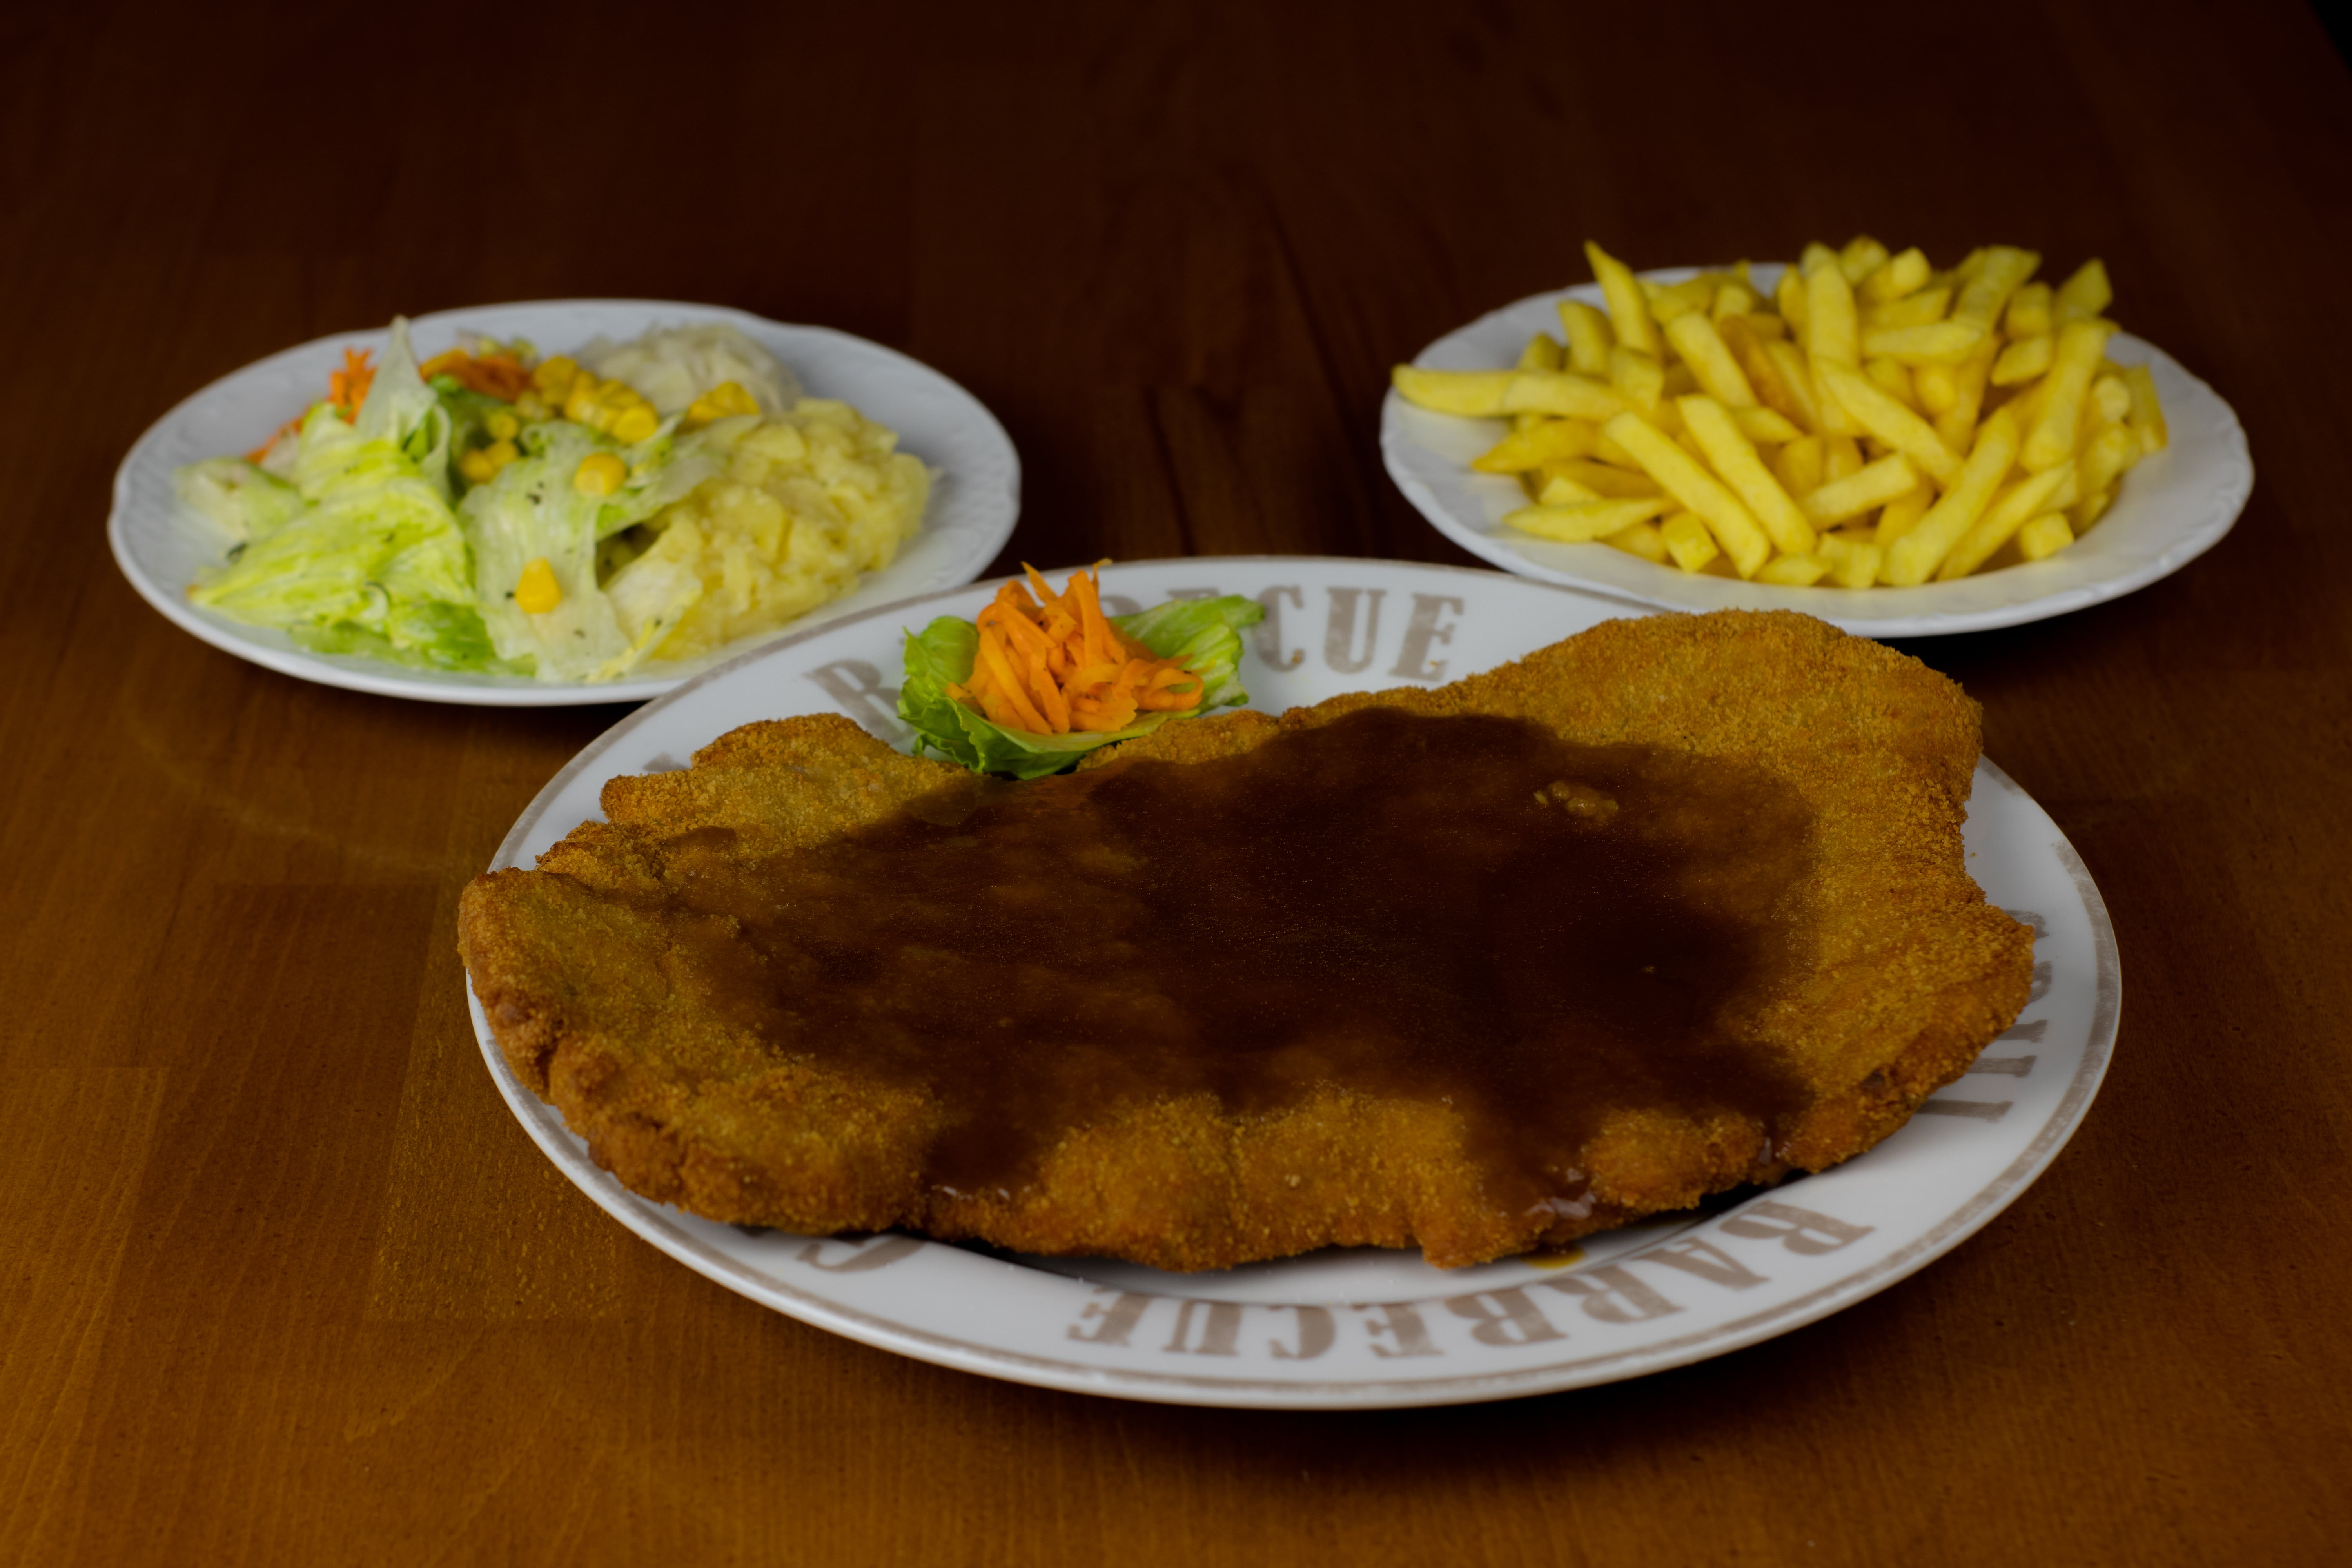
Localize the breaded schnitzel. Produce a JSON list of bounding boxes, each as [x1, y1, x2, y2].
[[459, 610, 2032, 1270]]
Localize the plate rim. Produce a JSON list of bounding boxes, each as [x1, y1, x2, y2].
[[469, 557, 2122, 1406], [108, 298, 1021, 707], [1381, 269, 2254, 637]]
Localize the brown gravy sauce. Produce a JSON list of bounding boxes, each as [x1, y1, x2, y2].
[[662, 708, 1817, 1214]]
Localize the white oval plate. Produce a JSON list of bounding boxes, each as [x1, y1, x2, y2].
[[1381, 266, 2253, 638], [110, 301, 1021, 706], [469, 558, 2118, 1407]]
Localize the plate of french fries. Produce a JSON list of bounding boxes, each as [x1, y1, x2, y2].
[[1381, 240, 2252, 636]]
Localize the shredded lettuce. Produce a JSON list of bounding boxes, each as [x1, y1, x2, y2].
[[185, 325, 499, 672], [174, 457, 305, 544], [898, 593, 1265, 779], [456, 419, 719, 682]]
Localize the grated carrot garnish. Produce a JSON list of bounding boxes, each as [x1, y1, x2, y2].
[[246, 347, 377, 461], [948, 564, 1207, 737], [416, 348, 530, 401]]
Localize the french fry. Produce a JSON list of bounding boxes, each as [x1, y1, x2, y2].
[[1805, 262, 1861, 369], [1874, 481, 1936, 549], [1557, 300, 1614, 375], [1602, 411, 1773, 577], [1864, 357, 1918, 410], [1800, 452, 1919, 526], [1659, 510, 1719, 573], [1585, 241, 1663, 358], [1664, 313, 1758, 407], [1775, 268, 1810, 335], [1592, 426, 1641, 468], [1501, 370, 1632, 421], [1473, 419, 1597, 472], [1937, 458, 2078, 579], [1860, 246, 1931, 303], [1645, 274, 1719, 323], [1733, 406, 1803, 444], [1862, 287, 1953, 332], [1861, 321, 1988, 363], [1393, 366, 1513, 414], [2071, 486, 2113, 532], [2005, 283, 2053, 337], [1818, 533, 1884, 588], [1815, 361, 1964, 485], [1933, 342, 1998, 453], [2078, 421, 2141, 497], [1536, 473, 1601, 505], [1679, 396, 1817, 556], [2120, 363, 2168, 452], [1757, 338, 1825, 432], [1775, 434, 1826, 498], [1540, 457, 1661, 498], [1504, 496, 1673, 542], [1520, 333, 1565, 371], [2091, 374, 2132, 426], [2054, 259, 2112, 326], [1758, 552, 1830, 585], [1711, 282, 1756, 319], [1838, 235, 1889, 285], [1823, 433, 1864, 485], [1951, 246, 2040, 333], [1608, 346, 1665, 412], [1805, 262, 1864, 436], [1883, 408, 2022, 584], [1991, 334, 2053, 385], [1603, 519, 1671, 561], [2017, 512, 2074, 560], [2022, 319, 2117, 471], [1914, 360, 1960, 415]]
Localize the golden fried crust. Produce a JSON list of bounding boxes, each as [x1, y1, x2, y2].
[[459, 610, 2033, 1270]]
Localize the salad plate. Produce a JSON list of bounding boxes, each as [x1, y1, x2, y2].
[[110, 301, 1020, 706], [468, 557, 2119, 1408], [1382, 267, 2253, 638]]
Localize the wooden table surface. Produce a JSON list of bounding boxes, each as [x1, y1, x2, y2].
[[6, 1, 2348, 1561]]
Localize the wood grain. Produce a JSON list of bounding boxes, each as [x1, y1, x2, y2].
[[3, 0, 2348, 1562]]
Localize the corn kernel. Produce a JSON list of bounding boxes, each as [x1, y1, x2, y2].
[[564, 377, 604, 426], [458, 448, 499, 485], [686, 380, 762, 429], [609, 405, 659, 444], [532, 356, 579, 396], [573, 451, 627, 497], [485, 438, 519, 471], [486, 410, 521, 441], [515, 556, 561, 614]]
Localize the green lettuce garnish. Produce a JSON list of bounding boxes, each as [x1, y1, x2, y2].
[[899, 592, 1265, 779], [174, 457, 305, 544], [455, 417, 717, 683], [185, 321, 499, 672]]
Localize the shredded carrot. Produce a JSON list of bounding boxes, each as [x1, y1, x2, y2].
[[246, 346, 378, 461], [328, 347, 376, 416], [416, 348, 530, 401], [946, 563, 1207, 737]]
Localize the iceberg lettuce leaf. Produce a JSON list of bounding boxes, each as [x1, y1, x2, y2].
[[456, 419, 717, 682], [174, 457, 305, 544], [187, 396, 497, 671]]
